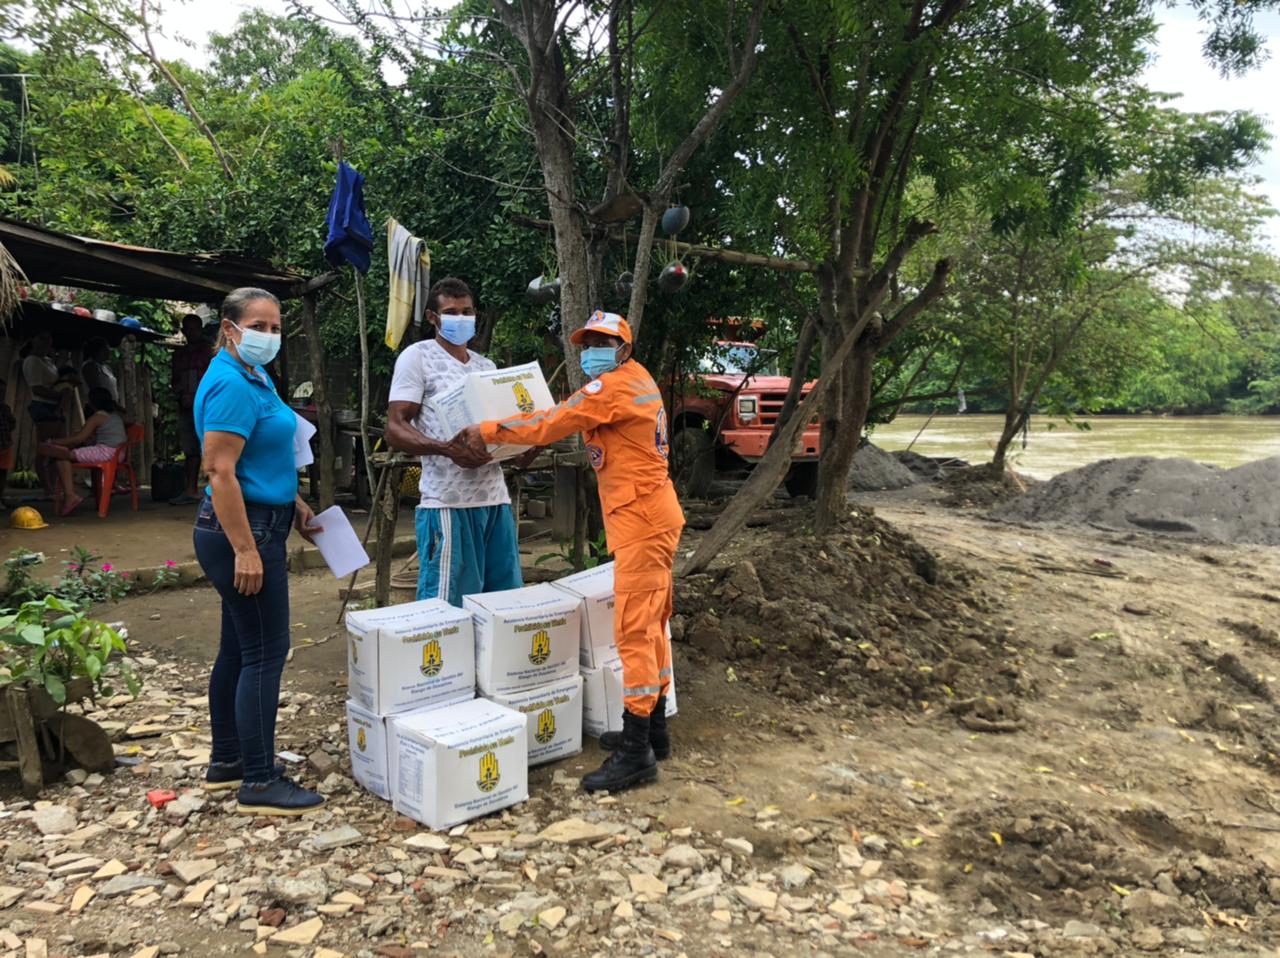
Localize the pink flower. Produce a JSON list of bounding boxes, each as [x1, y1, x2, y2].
[[101, 563, 112, 572], [165, 560, 177, 568]]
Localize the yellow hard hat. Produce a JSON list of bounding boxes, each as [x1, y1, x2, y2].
[[10, 506, 49, 530]]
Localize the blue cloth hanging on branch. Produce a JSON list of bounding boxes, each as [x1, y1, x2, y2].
[[323, 161, 373, 274]]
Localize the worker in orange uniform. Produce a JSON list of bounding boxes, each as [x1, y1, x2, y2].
[[456, 310, 684, 793]]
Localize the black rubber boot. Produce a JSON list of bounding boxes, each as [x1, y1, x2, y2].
[[583, 710, 658, 792], [599, 695, 670, 759]]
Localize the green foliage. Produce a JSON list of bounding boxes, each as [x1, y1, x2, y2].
[[54, 546, 134, 606], [535, 531, 609, 570], [0, 594, 139, 705]]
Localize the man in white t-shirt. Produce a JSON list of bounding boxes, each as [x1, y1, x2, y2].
[[385, 278, 525, 605]]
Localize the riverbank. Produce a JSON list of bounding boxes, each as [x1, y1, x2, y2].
[[873, 413, 1280, 479]]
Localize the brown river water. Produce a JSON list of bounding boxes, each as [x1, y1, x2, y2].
[[872, 414, 1280, 480]]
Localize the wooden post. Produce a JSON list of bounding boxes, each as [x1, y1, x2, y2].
[[6, 688, 44, 799], [300, 292, 335, 508], [118, 338, 141, 474], [373, 462, 405, 608], [139, 350, 154, 483]]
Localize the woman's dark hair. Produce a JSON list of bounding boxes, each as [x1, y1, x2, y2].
[[220, 287, 281, 324], [87, 387, 116, 413], [84, 337, 109, 359]]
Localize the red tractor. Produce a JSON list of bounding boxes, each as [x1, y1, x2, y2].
[[666, 341, 821, 498]]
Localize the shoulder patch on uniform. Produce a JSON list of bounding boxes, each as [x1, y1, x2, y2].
[[585, 380, 604, 394]]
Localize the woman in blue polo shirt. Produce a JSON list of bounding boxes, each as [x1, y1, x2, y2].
[[193, 287, 325, 816]]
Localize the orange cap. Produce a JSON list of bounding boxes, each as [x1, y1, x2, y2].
[[570, 310, 632, 345]]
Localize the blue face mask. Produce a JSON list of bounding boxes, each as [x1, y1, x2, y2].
[[438, 314, 476, 346], [580, 346, 620, 380], [234, 324, 281, 367]]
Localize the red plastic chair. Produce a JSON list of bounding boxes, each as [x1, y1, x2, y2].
[[70, 423, 143, 518]]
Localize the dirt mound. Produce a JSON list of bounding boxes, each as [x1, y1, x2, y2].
[[673, 509, 1032, 718], [940, 799, 1272, 922], [893, 449, 970, 481], [1004, 456, 1280, 545], [939, 463, 1035, 507], [848, 443, 917, 491]]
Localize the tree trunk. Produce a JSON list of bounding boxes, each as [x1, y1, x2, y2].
[[300, 293, 335, 509], [768, 310, 819, 446], [814, 346, 875, 533]]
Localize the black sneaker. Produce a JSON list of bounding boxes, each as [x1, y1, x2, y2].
[[204, 761, 286, 792], [235, 777, 326, 817]]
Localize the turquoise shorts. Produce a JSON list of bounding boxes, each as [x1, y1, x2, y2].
[[415, 504, 523, 606]]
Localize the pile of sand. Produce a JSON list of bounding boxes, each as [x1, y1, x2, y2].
[[1004, 456, 1280, 546], [848, 443, 918, 491]]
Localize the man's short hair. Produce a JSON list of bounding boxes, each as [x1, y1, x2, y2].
[[427, 277, 475, 314]]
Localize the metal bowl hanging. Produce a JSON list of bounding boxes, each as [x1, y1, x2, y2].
[[614, 271, 634, 299], [658, 261, 689, 295], [661, 205, 690, 236], [525, 275, 560, 305]]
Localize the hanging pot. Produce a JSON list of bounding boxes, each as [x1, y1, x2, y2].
[[614, 271, 634, 299], [658, 262, 689, 295], [525, 275, 560, 305], [661, 205, 690, 235]]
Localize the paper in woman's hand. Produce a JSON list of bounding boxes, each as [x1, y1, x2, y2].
[[309, 506, 370, 578]]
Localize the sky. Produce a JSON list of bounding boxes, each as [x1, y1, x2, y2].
[[151, 1, 1280, 249]]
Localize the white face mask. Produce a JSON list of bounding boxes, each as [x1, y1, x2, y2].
[[233, 323, 281, 366]]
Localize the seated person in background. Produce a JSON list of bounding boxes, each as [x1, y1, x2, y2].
[[36, 388, 128, 516]]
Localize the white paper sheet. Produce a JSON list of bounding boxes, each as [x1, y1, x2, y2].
[[293, 413, 317, 469], [309, 506, 371, 579]]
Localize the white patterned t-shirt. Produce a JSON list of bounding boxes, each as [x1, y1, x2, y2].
[[388, 338, 511, 509]]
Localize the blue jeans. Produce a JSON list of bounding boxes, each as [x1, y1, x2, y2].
[[193, 496, 293, 784], [416, 504, 523, 606]]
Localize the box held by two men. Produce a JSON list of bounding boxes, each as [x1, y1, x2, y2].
[[488, 673, 583, 766], [551, 561, 617, 669], [428, 361, 554, 460], [389, 697, 528, 830], [346, 599, 477, 714], [466, 584, 581, 696]]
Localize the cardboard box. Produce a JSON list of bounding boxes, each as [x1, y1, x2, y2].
[[580, 654, 624, 738], [346, 700, 391, 800], [346, 599, 477, 715], [388, 698, 528, 830], [466, 584, 581, 696], [580, 645, 676, 738], [489, 674, 583, 767], [551, 562, 617, 668], [428, 361, 554, 460]]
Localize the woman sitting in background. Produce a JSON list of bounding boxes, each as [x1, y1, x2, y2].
[[36, 387, 127, 516]]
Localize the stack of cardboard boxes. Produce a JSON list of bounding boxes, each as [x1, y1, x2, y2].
[[468, 583, 585, 767], [344, 599, 528, 830], [551, 562, 677, 738]]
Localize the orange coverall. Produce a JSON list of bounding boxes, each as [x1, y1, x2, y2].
[[479, 359, 684, 717]]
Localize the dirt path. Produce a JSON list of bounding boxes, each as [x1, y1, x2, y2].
[[4, 489, 1280, 956]]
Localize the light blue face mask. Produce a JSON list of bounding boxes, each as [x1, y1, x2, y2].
[[438, 314, 476, 345], [580, 345, 620, 380], [234, 324, 281, 366]]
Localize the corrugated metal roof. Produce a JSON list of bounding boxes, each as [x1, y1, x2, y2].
[[0, 216, 337, 303]]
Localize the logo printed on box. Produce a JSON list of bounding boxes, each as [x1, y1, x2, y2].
[[351, 640, 358, 664], [530, 629, 550, 665], [357, 727, 367, 751], [513, 381, 534, 413], [477, 751, 500, 792], [535, 708, 556, 744], [421, 639, 443, 677]]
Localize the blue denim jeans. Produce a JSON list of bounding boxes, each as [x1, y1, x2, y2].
[[193, 496, 293, 784]]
